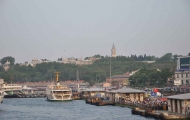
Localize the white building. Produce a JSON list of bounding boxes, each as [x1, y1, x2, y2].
[[3, 60, 10, 71], [62, 57, 98, 65], [167, 93, 190, 115], [174, 71, 190, 85], [174, 53, 190, 86]]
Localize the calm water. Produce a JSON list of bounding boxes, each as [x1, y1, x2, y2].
[[0, 98, 155, 120]]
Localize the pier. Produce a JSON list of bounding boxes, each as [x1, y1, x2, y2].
[[131, 107, 190, 120]]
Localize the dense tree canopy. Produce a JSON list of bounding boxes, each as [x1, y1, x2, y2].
[[129, 68, 173, 88], [0, 56, 15, 65], [0, 53, 178, 86]]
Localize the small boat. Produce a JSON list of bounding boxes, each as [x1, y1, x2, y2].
[[46, 72, 72, 101]]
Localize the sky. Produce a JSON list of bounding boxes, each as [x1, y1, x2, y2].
[[0, 0, 190, 63]]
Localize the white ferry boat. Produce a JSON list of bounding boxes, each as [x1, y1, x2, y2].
[[0, 90, 4, 103], [2, 83, 23, 98], [0, 79, 5, 103], [46, 72, 72, 101]]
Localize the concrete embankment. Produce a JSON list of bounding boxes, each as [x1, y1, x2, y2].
[[131, 107, 190, 120]]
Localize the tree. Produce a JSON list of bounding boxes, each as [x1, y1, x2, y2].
[[0, 66, 4, 72], [0, 56, 15, 65], [129, 68, 173, 88], [156, 53, 173, 62], [0, 53, 176, 84], [144, 54, 146, 60]]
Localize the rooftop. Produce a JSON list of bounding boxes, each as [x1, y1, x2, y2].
[[108, 87, 146, 93], [81, 88, 105, 92], [167, 93, 190, 100], [109, 75, 130, 78]]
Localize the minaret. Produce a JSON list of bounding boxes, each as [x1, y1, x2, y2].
[[111, 44, 116, 58]]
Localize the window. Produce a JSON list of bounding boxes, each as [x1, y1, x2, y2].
[[177, 74, 179, 78], [186, 80, 189, 85], [181, 74, 183, 78], [187, 74, 188, 78]]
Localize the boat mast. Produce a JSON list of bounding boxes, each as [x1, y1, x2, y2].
[[189, 60, 190, 85], [10, 76, 13, 84], [110, 59, 111, 86], [55, 72, 59, 82]]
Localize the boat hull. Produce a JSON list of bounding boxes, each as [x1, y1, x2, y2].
[[4, 94, 19, 98], [46, 84, 72, 102], [46, 96, 72, 101], [0, 97, 3, 103], [0, 91, 4, 103], [47, 99, 72, 101]]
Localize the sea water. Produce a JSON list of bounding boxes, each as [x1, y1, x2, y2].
[[0, 98, 155, 120]]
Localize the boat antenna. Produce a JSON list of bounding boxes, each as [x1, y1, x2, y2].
[[10, 76, 13, 84]]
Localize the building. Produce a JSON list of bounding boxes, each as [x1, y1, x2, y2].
[[3, 60, 10, 71], [106, 72, 130, 88], [108, 87, 146, 102], [174, 71, 190, 85], [81, 88, 106, 99], [174, 53, 190, 86], [142, 61, 155, 63], [62, 57, 99, 65], [111, 44, 116, 58], [19, 62, 29, 67], [167, 93, 190, 114], [0, 79, 4, 84]]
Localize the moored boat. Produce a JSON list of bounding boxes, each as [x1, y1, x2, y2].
[[0, 79, 5, 103], [0, 90, 4, 103], [2, 83, 23, 98], [46, 72, 72, 101]]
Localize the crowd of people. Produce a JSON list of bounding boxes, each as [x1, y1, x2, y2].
[[116, 96, 168, 110]]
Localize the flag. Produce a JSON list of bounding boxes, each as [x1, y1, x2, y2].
[[153, 88, 159, 92]]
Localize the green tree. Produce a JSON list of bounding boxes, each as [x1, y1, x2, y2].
[[0, 56, 15, 65], [156, 53, 173, 62]]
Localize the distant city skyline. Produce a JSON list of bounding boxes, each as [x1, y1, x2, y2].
[[0, 0, 190, 63]]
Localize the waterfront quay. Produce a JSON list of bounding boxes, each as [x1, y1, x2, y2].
[[4, 81, 190, 119], [82, 87, 190, 120]]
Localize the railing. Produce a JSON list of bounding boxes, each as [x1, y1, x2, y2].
[[3, 87, 22, 91], [115, 100, 168, 110], [47, 85, 71, 91]]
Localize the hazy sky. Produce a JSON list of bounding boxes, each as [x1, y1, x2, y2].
[[0, 0, 190, 63]]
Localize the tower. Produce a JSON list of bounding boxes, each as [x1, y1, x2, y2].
[[111, 44, 116, 58]]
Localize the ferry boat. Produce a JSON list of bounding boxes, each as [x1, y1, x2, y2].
[[2, 83, 23, 98], [0, 79, 5, 103], [46, 72, 72, 101], [0, 90, 4, 103]]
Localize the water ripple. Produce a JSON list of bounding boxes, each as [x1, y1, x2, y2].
[[0, 98, 155, 120]]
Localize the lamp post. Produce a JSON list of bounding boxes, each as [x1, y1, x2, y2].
[[156, 81, 158, 87], [110, 61, 111, 80], [110, 59, 112, 86], [162, 79, 164, 98], [189, 60, 190, 86]]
